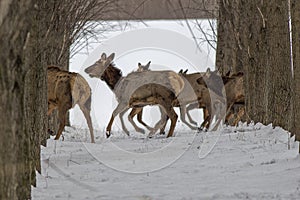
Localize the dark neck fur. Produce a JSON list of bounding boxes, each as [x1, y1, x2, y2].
[[101, 64, 123, 90]]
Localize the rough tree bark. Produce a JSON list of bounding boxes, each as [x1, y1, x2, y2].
[[216, 0, 243, 75], [291, 0, 300, 142], [0, 0, 47, 199], [240, 0, 293, 129], [215, 0, 245, 124]]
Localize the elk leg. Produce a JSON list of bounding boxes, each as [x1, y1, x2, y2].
[[200, 115, 210, 130], [233, 106, 245, 126], [106, 103, 127, 138], [79, 105, 95, 143], [127, 107, 146, 134], [119, 108, 130, 136], [54, 106, 69, 141], [225, 112, 234, 125], [186, 103, 198, 125], [158, 106, 168, 134], [148, 106, 168, 137], [155, 99, 178, 138], [136, 108, 154, 131], [165, 107, 178, 138], [179, 104, 198, 130], [200, 106, 212, 130]]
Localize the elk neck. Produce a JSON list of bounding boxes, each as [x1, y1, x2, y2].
[[101, 63, 123, 90]]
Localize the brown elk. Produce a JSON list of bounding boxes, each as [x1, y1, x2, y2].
[[155, 71, 223, 133], [126, 63, 213, 136], [127, 64, 213, 135], [125, 61, 156, 134], [47, 66, 95, 143], [200, 69, 245, 129], [84, 53, 187, 138], [148, 69, 245, 132]]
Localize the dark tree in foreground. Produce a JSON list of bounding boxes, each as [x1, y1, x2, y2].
[[0, 1, 45, 199], [0, 0, 114, 198], [216, 0, 243, 75], [239, 0, 293, 129], [217, 0, 293, 130], [291, 0, 300, 142]]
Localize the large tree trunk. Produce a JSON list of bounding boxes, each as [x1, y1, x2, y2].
[[215, 0, 244, 124], [216, 0, 243, 75], [291, 0, 300, 142], [240, 0, 293, 129], [0, 1, 46, 199]]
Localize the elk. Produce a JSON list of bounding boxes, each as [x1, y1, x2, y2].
[[47, 66, 95, 143], [85, 53, 188, 138], [156, 71, 224, 133], [200, 69, 245, 129], [126, 64, 213, 136], [128, 64, 213, 135], [126, 61, 156, 133]]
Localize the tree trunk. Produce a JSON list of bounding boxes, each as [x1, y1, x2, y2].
[[291, 0, 300, 141], [0, 1, 42, 199], [240, 0, 293, 129], [216, 0, 243, 75]]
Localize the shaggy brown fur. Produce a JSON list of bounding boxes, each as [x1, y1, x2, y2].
[[48, 66, 95, 143]]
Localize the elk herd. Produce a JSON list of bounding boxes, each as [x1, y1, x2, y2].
[[47, 52, 246, 143]]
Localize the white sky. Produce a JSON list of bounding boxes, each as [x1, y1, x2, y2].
[[70, 20, 216, 131]]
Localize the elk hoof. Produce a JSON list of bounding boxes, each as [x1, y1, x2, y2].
[[160, 131, 165, 135], [123, 130, 130, 136], [106, 131, 111, 138], [148, 132, 155, 138], [197, 127, 203, 133]]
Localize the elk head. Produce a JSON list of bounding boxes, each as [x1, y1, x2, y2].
[[137, 61, 151, 72], [84, 53, 115, 79]]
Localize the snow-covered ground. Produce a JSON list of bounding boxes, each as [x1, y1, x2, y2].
[[32, 123, 300, 200]]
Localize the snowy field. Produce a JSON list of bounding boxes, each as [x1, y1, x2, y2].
[[32, 123, 300, 200]]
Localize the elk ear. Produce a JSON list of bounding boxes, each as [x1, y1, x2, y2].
[[179, 69, 183, 74], [183, 69, 188, 74], [138, 63, 142, 67], [101, 53, 107, 60], [145, 61, 151, 69], [107, 53, 115, 62], [206, 68, 211, 77]]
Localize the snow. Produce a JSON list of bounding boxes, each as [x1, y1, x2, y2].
[[32, 123, 300, 199]]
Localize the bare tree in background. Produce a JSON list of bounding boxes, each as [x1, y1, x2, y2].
[[44, 0, 115, 134]]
